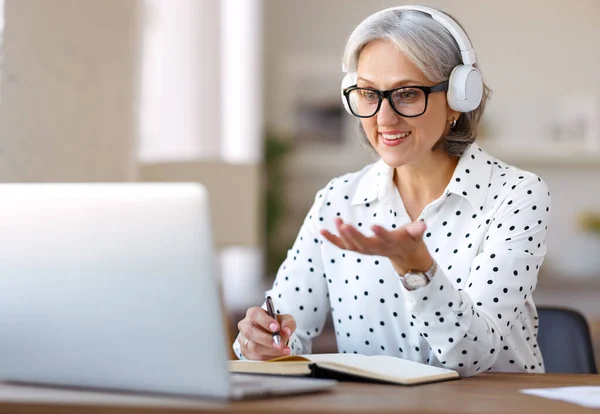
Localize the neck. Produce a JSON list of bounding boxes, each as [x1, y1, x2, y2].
[[394, 150, 459, 208]]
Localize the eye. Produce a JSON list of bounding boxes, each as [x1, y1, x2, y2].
[[399, 90, 419, 100], [358, 89, 379, 102], [393, 88, 422, 104]]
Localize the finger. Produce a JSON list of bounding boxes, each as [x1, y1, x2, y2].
[[246, 306, 279, 333], [336, 226, 361, 251], [339, 223, 379, 252], [241, 335, 290, 360], [320, 229, 347, 250], [404, 220, 427, 241], [372, 225, 395, 245], [332, 219, 359, 250], [278, 314, 297, 343], [238, 318, 280, 348]]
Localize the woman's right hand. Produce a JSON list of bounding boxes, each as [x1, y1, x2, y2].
[[237, 307, 296, 360]]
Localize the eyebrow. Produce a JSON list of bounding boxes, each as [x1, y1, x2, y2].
[[356, 76, 425, 87]]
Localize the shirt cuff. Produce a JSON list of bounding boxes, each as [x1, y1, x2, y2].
[[232, 332, 305, 360], [232, 333, 246, 360], [287, 332, 304, 355]]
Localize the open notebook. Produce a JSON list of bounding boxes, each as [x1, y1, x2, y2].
[[229, 353, 460, 385]]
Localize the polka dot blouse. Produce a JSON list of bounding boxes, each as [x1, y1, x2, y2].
[[233, 143, 551, 377]]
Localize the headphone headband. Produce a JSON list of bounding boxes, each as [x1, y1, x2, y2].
[[342, 5, 476, 72], [394, 5, 476, 65]]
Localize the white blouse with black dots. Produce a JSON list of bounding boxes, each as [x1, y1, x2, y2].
[[233, 142, 551, 377]]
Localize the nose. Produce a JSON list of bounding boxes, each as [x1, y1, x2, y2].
[[377, 97, 399, 127]]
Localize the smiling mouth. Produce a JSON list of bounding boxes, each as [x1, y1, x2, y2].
[[380, 131, 411, 140]]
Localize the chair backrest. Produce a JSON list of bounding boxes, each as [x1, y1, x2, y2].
[[537, 306, 597, 374]]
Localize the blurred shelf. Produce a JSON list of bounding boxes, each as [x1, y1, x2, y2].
[[285, 143, 375, 180], [537, 274, 600, 291], [479, 141, 600, 168], [285, 141, 600, 180]]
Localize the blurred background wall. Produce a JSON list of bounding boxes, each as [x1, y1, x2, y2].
[[0, 0, 599, 360], [0, 0, 140, 182]]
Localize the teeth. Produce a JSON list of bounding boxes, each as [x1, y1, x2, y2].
[[381, 132, 410, 140]]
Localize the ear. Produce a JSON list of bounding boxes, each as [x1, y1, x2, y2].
[[443, 108, 461, 136], [446, 107, 461, 124]]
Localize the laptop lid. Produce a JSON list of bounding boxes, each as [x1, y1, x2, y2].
[[0, 183, 232, 398]]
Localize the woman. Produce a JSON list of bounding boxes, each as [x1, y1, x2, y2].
[[234, 5, 550, 377]]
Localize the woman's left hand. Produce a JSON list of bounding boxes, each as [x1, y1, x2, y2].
[[320, 217, 433, 275]]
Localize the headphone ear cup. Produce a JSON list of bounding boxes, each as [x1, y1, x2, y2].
[[447, 65, 483, 113], [340, 72, 357, 115]]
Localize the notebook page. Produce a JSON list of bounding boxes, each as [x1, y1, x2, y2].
[[521, 387, 600, 408], [303, 353, 457, 381]]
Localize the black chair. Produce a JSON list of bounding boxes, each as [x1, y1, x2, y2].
[[536, 306, 597, 374]]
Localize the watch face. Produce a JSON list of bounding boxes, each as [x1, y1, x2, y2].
[[404, 272, 429, 289]]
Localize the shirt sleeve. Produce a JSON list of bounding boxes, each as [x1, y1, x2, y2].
[[400, 175, 550, 377], [232, 181, 332, 359]]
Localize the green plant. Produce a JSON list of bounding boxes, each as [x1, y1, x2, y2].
[[579, 210, 600, 235], [264, 131, 293, 277]]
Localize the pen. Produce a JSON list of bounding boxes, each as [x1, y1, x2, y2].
[[265, 296, 282, 347]]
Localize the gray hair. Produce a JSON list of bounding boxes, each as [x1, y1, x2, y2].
[[343, 9, 491, 157]]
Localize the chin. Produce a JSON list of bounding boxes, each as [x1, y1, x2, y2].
[[378, 151, 410, 168]]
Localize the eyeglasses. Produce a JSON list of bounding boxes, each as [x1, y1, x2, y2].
[[343, 80, 449, 118]]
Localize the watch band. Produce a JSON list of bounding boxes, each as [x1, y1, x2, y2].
[[400, 259, 437, 279], [423, 259, 438, 280], [399, 259, 437, 291]]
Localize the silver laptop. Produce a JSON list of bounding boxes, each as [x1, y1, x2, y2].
[[0, 183, 335, 400]]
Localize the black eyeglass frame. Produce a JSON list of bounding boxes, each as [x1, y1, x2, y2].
[[343, 80, 449, 118]]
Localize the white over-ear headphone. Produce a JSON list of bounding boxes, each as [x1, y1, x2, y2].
[[341, 5, 483, 115]]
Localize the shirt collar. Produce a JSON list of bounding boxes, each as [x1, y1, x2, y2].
[[351, 158, 390, 206], [444, 142, 494, 211], [351, 143, 493, 210]]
